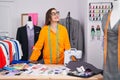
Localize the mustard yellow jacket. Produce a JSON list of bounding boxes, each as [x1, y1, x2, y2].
[[30, 24, 71, 64]]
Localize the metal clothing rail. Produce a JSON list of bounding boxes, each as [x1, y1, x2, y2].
[[0, 32, 9, 37]]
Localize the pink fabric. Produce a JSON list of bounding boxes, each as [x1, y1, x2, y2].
[[28, 13, 38, 26]]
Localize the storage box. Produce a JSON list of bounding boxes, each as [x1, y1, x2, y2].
[[64, 48, 82, 66]]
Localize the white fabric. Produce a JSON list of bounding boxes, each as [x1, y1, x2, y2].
[[64, 48, 82, 66], [27, 21, 33, 29]]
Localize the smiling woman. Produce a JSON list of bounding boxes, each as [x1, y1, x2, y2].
[[29, 8, 71, 64]]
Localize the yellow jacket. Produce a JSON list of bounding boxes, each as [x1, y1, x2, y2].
[[30, 24, 71, 64]]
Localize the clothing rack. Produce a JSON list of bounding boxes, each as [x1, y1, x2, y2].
[[0, 39, 23, 68], [0, 32, 14, 40], [0, 32, 9, 36], [0, 32, 9, 40]]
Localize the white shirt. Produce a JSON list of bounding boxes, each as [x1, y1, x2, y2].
[[27, 21, 33, 29]]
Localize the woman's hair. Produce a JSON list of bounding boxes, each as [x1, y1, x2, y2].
[[45, 8, 56, 25]]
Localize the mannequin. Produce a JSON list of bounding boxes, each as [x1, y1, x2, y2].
[[110, 0, 120, 29], [27, 16, 33, 29], [16, 16, 42, 61], [102, 0, 120, 80]]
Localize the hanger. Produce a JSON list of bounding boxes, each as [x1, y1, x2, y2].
[[67, 11, 71, 19], [66, 11, 71, 23], [0, 32, 13, 40], [67, 12, 70, 17]]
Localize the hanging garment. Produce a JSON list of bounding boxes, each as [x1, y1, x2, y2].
[[102, 12, 120, 80], [0, 38, 23, 68], [10, 39, 23, 61], [0, 41, 9, 65], [3, 40, 13, 63], [16, 25, 42, 60], [60, 18, 84, 52], [0, 44, 8, 68]]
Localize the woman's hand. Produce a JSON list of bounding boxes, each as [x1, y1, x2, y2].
[[29, 60, 38, 64]]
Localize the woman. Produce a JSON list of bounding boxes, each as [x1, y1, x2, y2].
[[29, 8, 71, 64]]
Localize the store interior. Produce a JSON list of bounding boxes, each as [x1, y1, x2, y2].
[[0, 0, 117, 79]]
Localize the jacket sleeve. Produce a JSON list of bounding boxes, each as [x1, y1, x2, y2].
[[29, 27, 45, 61], [16, 28, 22, 44], [64, 27, 71, 50], [78, 21, 83, 51]]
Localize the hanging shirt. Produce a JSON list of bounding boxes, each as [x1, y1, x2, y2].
[[0, 45, 7, 68], [3, 40, 13, 63], [26, 26, 34, 58], [30, 24, 71, 64]]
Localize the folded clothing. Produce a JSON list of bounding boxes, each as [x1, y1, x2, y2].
[[66, 60, 103, 78], [11, 60, 30, 64]]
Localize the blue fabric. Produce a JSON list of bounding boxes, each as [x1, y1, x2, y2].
[[11, 60, 30, 64], [11, 40, 19, 60], [11, 40, 17, 60], [13, 41, 19, 60], [3, 66, 15, 71]]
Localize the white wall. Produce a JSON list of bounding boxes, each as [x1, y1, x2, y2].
[[0, 0, 87, 45], [86, 0, 113, 69], [0, 0, 87, 59], [11, 0, 83, 38]]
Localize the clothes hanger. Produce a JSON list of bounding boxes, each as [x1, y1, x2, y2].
[[67, 11, 71, 20]]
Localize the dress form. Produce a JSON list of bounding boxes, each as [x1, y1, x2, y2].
[[27, 16, 33, 29], [110, 0, 120, 29]]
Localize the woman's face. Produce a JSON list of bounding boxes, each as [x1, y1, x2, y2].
[[50, 9, 60, 22]]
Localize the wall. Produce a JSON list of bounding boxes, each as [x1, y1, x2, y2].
[[0, 0, 84, 38], [86, 0, 113, 69], [0, 0, 87, 60], [0, 0, 88, 60], [12, 0, 83, 38]]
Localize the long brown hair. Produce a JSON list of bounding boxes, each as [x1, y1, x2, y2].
[[45, 8, 56, 25]]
